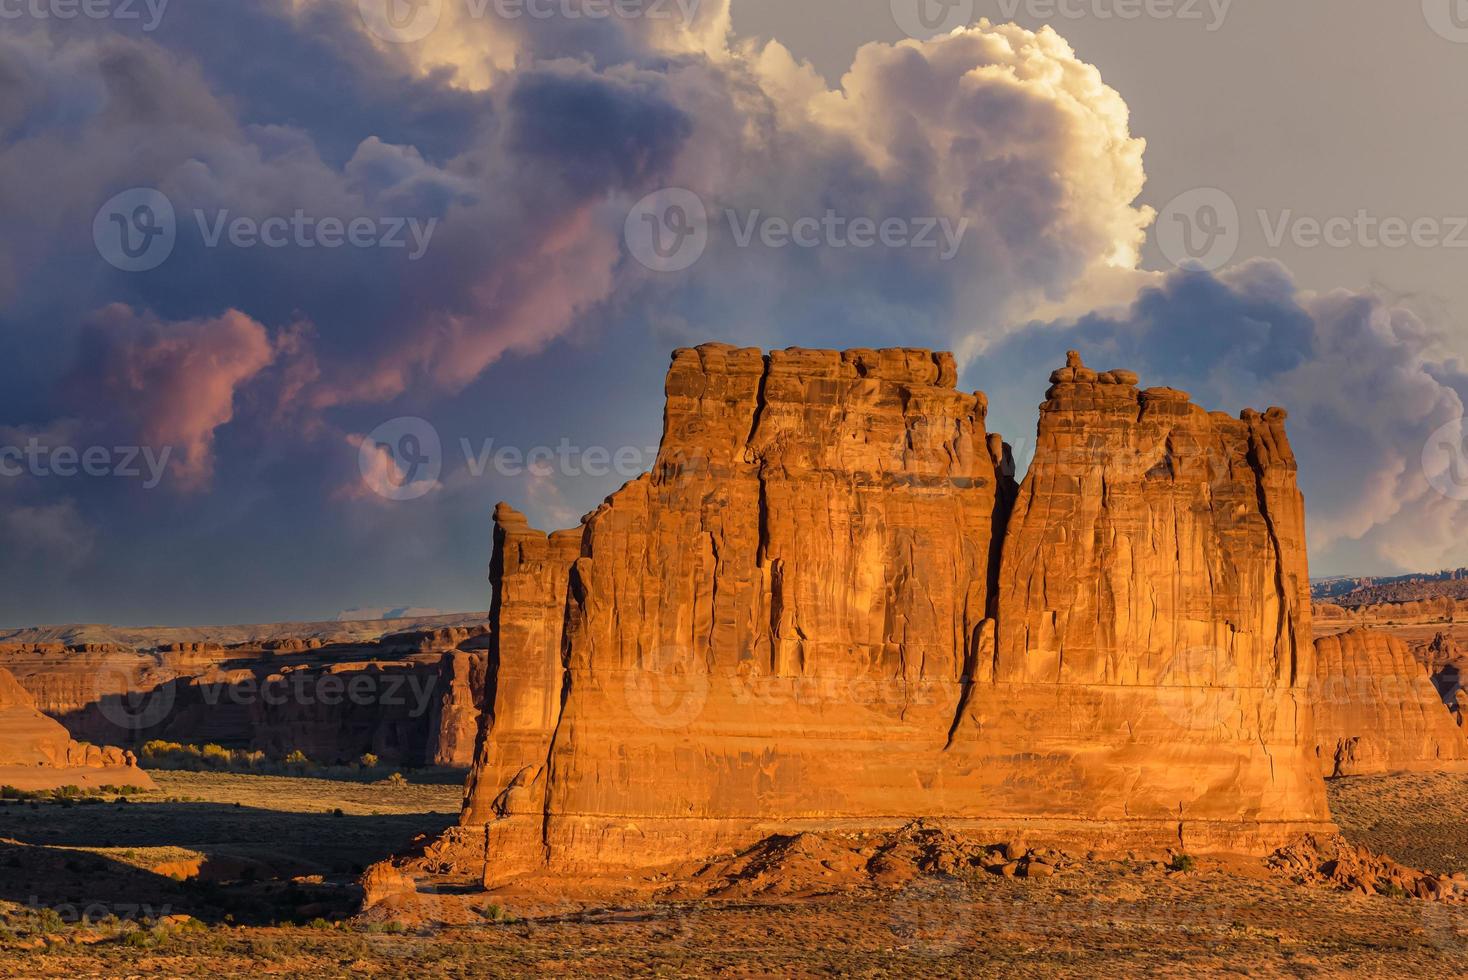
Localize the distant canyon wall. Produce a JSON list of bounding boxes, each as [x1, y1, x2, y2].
[[1314, 597, 1464, 627], [1310, 628, 1468, 777], [0, 628, 492, 768]]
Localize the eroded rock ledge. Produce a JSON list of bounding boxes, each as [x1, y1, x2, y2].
[[406, 345, 1336, 889]]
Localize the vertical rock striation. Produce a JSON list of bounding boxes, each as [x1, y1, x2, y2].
[[419, 346, 1336, 887], [979, 353, 1327, 851], [1311, 628, 1468, 776]]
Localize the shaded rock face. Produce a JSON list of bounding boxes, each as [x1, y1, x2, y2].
[[446, 345, 1334, 885], [0, 667, 154, 791], [0, 630, 492, 768], [1422, 632, 1468, 726], [1310, 629, 1468, 776]]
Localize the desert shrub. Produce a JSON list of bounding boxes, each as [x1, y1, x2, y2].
[[199, 744, 233, 768], [1168, 854, 1197, 873]]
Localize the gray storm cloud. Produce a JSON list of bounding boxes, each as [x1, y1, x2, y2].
[[0, 6, 1459, 604], [971, 261, 1468, 576]]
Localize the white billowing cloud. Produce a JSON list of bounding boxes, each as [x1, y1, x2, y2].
[[606, 20, 1156, 353]]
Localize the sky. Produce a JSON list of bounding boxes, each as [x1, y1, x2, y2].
[[2, 0, 1467, 626]]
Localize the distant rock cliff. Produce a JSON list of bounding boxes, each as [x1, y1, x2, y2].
[[411, 345, 1337, 889], [0, 666, 154, 791], [1311, 628, 1468, 776]]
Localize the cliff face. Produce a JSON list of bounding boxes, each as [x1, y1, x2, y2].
[[1311, 628, 1468, 776], [978, 355, 1324, 845], [441, 345, 1334, 885], [0, 667, 154, 791], [0, 630, 493, 769]]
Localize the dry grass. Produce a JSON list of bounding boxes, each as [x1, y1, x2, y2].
[[0, 770, 1465, 977]]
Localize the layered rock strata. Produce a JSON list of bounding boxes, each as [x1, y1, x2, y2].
[[1310, 628, 1468, 776], [0, 667, 154, 791], [421, 346, 1333, 888], [0, 628, 492, 768]]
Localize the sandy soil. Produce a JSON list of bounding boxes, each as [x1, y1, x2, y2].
[[0, 771, 1465, 977]]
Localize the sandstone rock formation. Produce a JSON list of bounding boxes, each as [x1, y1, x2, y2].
[[1313, 596, 1462, 627], [1309, 628, 1468, 776], [0, 627, 494, 768], [1421, 632, 1468, 725], [0, 667, 154, 791], [404, 346, 1334, 891]]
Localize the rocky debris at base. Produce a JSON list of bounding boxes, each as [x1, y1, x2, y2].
[[1268, 833, 1468, 903]]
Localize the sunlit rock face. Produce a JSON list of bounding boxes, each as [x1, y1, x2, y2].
[[0, 666, 155, 791], [1311, 628, 1468, 777], [444, 345, 1335, 886]]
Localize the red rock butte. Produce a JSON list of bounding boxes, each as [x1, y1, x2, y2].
[[418, 345, 1334, 888]]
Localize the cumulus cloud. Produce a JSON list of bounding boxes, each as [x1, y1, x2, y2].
[[3, 13, 1154, 418], [969, 261, 1468, 576], [64, 305, 278, 489], [1, 5, 1463, 620]]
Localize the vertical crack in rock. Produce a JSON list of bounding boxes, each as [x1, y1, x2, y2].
[[398, 346, 1338, 889]]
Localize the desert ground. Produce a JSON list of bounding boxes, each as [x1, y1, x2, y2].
[[0, 769, 1464, 978]]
